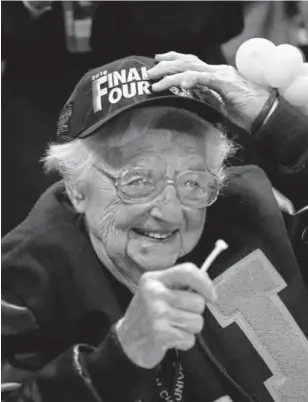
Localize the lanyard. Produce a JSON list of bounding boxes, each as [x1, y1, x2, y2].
[[156, 351, 185, 402]]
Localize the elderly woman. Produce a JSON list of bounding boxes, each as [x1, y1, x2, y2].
[[2, 54, 308, 402]]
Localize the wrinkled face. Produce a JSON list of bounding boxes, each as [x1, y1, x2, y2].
[[82, 128, 209, 286]]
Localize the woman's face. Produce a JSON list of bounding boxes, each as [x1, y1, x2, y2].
[[82, 128, 209, 286]]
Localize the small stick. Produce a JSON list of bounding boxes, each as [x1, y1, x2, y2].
[[200, 239, 228, 273]]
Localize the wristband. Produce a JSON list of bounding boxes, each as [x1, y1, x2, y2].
[[251, 89, 278, 135]]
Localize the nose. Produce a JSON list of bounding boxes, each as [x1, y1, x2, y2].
[[150, 183, 184, 224]]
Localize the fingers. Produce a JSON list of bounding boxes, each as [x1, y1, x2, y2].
[[150, 299, 203, 339], [151, 70, 226, 100], [148, 58, 238, 102], [272, 187, 295, 215], [155, 263, 217, 303], [173, 332, 196, 351], [155, 51, 199, 62], [168, 289, 206, 314], [167, 307, 204, 334], [148, 59, 212, 81], [163, 325, 196, 351], [139, 278, 207, 313], [151, 71, 210, 92]]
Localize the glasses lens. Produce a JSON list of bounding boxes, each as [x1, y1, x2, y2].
[[118, 168, 162, 202], [176, 171, 219, 207]]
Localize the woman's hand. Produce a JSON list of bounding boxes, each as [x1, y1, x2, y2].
[[115, 263, 217, 369], [148, 51, 271, 132]]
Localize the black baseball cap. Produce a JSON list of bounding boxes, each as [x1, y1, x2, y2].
[[56, 56, 227, 141]]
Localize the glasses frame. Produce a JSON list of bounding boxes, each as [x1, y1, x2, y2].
[[93, 164, 220, 208]]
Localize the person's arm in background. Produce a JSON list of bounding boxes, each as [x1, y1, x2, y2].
[[23, 1, 53, 19], [245, 97, 308, 210]]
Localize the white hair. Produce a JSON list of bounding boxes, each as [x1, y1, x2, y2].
[[42, 106, 235, 188]]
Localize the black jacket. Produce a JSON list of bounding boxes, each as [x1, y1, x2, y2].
[[2, 101, 308, 402]]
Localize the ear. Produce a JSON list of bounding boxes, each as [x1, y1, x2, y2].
[[65, 182, 87, 214]]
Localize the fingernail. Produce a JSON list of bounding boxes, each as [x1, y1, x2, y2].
[[143, 70, 150, 79]]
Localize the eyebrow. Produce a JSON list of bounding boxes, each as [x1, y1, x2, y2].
[[93, 153, 208, 176], [176, 155, 207, 170]]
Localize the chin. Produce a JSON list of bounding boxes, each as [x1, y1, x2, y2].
[[131, 252, 179, 273], [126, 234, 182, 273]]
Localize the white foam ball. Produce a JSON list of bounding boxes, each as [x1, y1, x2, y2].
[[300, 63, 308, 77], [264, 44, 304, 88], [282, 76, 308, 106], [235, 38, 275, 86]]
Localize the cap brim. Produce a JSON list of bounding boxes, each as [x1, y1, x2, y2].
[[77, 95, 224, 139]]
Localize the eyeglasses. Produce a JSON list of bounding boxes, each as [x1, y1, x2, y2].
[[93, 165, 220, 208]]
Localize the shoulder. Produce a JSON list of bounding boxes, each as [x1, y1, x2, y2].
[[2, 182, 93, 325], [2, 181, 76, 263], [189, 165, 302, 283], [216, 164, 282, 223], [2, 182, 121, 337]]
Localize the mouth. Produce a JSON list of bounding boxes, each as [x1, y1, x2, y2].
[[132, 228, 179, 241]]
